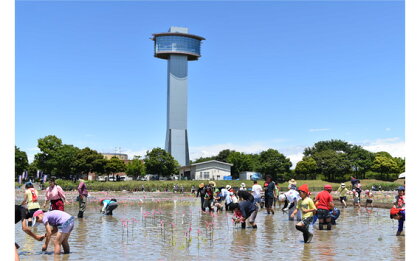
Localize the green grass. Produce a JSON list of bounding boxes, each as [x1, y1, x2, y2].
[[40, 178, 403, 192]]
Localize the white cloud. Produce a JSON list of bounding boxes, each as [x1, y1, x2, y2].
[[309, 128, 330, 132], [358, 137, 405, 158], [385, 128, 391, 131], [122, 149, 149, 160], [190, 143, 270, 160]]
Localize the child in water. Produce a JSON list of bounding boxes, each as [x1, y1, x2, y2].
[[100, 199, 118, 215], [393, 186, 405, 209], [291, 184, 316, 243], [390, 207, 405, 236], [33, 209, 75, 255], [365, 190, 374, 208]]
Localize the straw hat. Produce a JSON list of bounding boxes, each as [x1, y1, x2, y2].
[[209, 181, 216, 187], [288, 179, 297, 185], [226, 185, 232, 190], [199, 183, 204, 188]]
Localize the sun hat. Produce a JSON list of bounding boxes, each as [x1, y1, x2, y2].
[[226, 185, 232, 190], [241, 183, 246, 188], [298, 184, 310, 195], [341, 183, 346, 187], [199, 183, 204, 188], [209, 181, 216, 187], [397, 186, 405, 191], [25, 182, 33, 188], [288, 179, 297, 185], [324, 184, 333, 191]]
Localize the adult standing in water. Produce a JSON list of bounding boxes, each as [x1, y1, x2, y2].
[[77, 178, 88, 218], [196, 183, 206, 212], [43, 177, 68, 211], [264, 175, 275, 215], [20, 182, 41, 226]]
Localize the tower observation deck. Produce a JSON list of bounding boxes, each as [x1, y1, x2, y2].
[[152, 26, 205, 166]]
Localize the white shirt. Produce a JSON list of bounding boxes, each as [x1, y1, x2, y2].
[[285, 189, 300, 203], [252, 184, 263, 198]]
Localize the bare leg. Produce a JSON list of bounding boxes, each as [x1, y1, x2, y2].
[[61, 233, 71, 254], [15, 245, 19, 261], [54, 232, 64, 254]]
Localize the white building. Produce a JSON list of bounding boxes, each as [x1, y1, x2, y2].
[[239, 171, 262, 180], [179, 160, 233, 180]]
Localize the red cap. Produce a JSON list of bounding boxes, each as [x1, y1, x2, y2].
[[324, 184, 333, 191], [298, 184, 310, 195], [264, 182, 268, 187], [390, 207, 400, 216]]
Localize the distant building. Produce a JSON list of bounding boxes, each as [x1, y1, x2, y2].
[[101, 153, 129, 160], [179, 160, 232, 180]]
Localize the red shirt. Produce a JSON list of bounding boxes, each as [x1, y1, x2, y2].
[[315, 190, 333, 210]]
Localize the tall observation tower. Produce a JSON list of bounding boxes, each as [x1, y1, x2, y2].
[[152, 26, 205, 166]]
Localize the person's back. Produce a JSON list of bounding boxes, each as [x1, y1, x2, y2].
[[315, 190, 333, 210], [25, 187, 40, 211], [252, 183, 262, 198], [239, 200, 256, 219]]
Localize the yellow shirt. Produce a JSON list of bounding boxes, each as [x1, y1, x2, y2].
[[297, 197, 316, 219], [25, 189, 41, 210], [337, 187, 349, 197]]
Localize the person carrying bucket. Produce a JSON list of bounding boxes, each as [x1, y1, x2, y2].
[[100, 199, 118, 215]]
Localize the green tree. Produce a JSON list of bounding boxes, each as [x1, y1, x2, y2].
[[227, 152, 255, 179], [303, 139, 352, 157], [312, 150, 352, 182], [74, 147, 106, 179], [144, 148, 179, 177], [193, 156, 217, 164], [371, 155, 399, 180], [15, 146, 29, 178], [105, 157, 127, 180], [126, 156, 146, 180], [34, 135, 63, 176], [216, 149, 236, 162], [394, 157, 405, 173], [256, 149, 292, 182], [348, 145, 375, 179], [295, 156, 317, 180]]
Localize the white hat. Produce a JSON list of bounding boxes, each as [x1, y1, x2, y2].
[[278, 194, 286, 202], [226, 185, 232, 190], [241, 183, 246, 187]]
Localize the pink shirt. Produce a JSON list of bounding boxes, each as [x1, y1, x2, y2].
[[45, 185, 66, 201]]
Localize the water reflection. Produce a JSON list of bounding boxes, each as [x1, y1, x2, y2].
[[15, 193, 405, 260]]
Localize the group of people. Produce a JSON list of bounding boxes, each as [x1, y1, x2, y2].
[[15, 177, 119, 260]]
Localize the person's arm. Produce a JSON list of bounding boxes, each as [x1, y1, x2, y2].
[[21, 193, 28, 206], [21, 219, 44, 241], [101, 202, 107, 213], [291, 202, 299, 217], [42, 223, 52, 251]]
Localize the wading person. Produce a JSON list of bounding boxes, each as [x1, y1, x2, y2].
[[336, 183, 350, 208], [314, 184, 334, 230], [100, 199, 118, 215], [352, 184, 362, 208], [196, 183, 206, 212], [77, 178, 88, 218], [33, 209, 75, 255], [21, 182, 41, 226], [230, 198, 258, 229], [280, 183, 301, 221], [291, 184, 316, 243], [203, 186, 214, 212], [15, 205, 45, 260], [251, 180, 263, 206], [393, 186, 405, 209], [264, 175, 275, 215], [390, 207, 405, 236], [43, 178, 68, 211], [365, 190, 374, 209]]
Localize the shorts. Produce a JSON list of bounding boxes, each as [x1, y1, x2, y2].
[[58, 216, 75, 234], [301, 216, 314, 229], [339, 196, 347, 201], [317, 209, 331, 219], [366, 199, 373, 204], [353, 197, 360, 204], [265, 196, 274, 208]]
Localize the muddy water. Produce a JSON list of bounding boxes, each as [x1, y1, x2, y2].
[[15, 192, 405, 260]]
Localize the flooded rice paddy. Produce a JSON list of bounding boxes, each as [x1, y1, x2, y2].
[[15, 192, 405, 260]]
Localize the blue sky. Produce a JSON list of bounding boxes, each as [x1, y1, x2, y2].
[[15, 0, 405, 166]]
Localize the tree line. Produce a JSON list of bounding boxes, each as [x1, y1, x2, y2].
[[15, 135, 178, 181], [16, 136, 404, 182]]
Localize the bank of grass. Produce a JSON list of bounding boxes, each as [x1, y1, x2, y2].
[[44, 178, 403, 192]]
